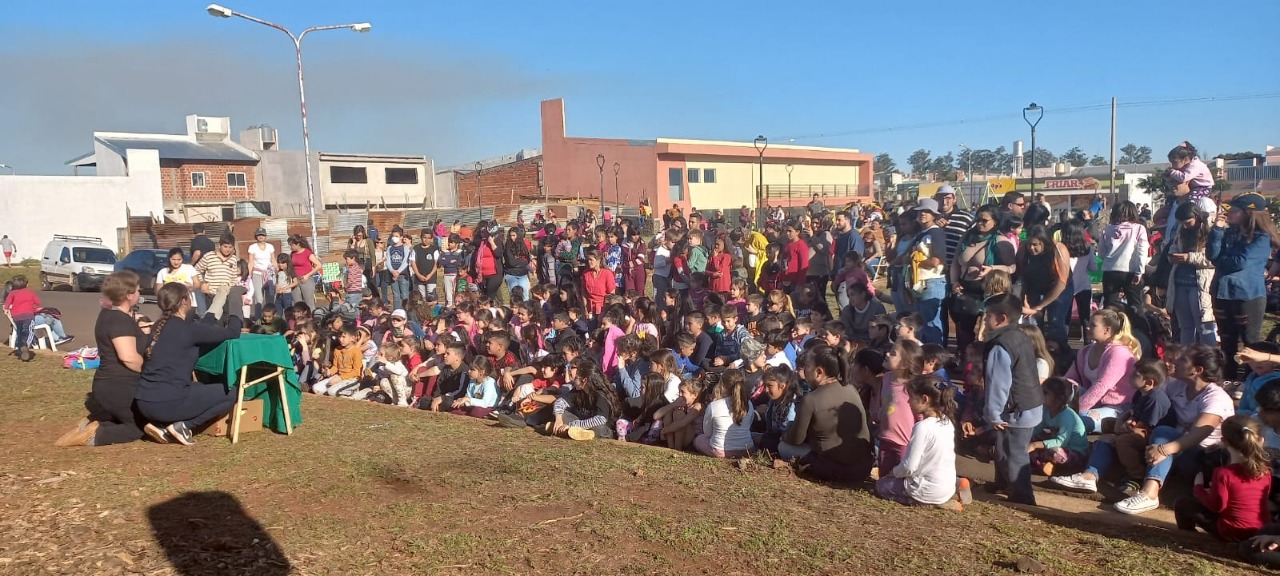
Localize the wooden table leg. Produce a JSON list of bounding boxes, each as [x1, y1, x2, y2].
[[231, 365, 248, 444], [277, 369, 293, 435]]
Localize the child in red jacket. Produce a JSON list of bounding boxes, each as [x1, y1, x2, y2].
[[1174, 415, 1272, 541], [4, 275, 41, 361]]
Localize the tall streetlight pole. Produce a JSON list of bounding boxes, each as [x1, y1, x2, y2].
[[1022, 103, 1043, 196], [785, 164, 794, 205], [596, 154, 606, 225], [474, 162, 484, 223], [753, 135, 767, 229], [612, 162, 620, 220], [206, 4, 371, 252]]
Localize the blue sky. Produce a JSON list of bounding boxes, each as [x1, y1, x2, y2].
[[1, 0, 1277, 175]]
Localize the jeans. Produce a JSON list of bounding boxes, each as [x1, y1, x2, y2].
[[251, 270, 271, 318], [1080, 405, 1122, 434], [778, 441, 812, 461], [194, 291, 209, 317], [504, 274, 530, 302], [1144, 425, 1205, 486], [1215, 296, 1267, 379], [390, 274, 411, 308], [33, 313, 67, 339], [442, 273, 457, 306], [891, 287, 913, 317], [136, 383, 237, 430], [11, 317, 32, 348], [1026, 289, 1069, 348], [1172, 283, 1216, 346], [275, 292, 294, 311], [345, 293, 362, 306], [995, 425, 1036, 504], [915, 278, 947, 346], [653, 274, 672, 311]]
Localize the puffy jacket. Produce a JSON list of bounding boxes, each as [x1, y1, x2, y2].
[[1209, 226, 1271, 300], [1099, 222, 1149, 274]]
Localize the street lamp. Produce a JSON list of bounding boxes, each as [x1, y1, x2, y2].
[[753, 135, 767, 228], [474, 161, 483, 223], [612, 162, 620, 220], [596, 154, 606, 224], [1022, 103, 1043, 195], [0, 164, 14, 175], [958, 143, 971, 183], [785, 164, 794, 205], [206, 4, 371, 252]]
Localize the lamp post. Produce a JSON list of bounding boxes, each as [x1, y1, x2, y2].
[[958, 143, 971, 183], [612, 162, 620, 220], [785, 164, 794, 205], [1022, 103, 1043, 195], [753, 135, 767, 228], [0, 164, 14, 175], [474, 161, 483, 223], [207, 4, 370, 252], [596, 154, 606, 224]]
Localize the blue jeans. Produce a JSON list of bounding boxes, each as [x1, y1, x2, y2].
[[504, 274, 530, 302], [391, 274, 411, 308], [653, 274, 671, 311], [1086, 425, 1204, 484], [916, 278, 947, 346], [275, 292, 294, 311], [1080, 405, 1123, 434], [33, 313, 67, 340], [194, 291, 209, 317], [995, 425, 1036, 504]]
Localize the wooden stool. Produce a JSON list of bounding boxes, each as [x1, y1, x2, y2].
[[230, 365, 294, 444]]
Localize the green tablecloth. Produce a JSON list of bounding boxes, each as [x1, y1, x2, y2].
[[194, 333, 303, 433]]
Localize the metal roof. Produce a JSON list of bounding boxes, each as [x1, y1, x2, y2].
[[95, 136, 259, 163]]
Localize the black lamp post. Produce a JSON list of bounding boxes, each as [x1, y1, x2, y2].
[[1023, 103, 1043, 195], [754, 135, 767, 228], [596, 154, 606, 224], [612, 162, 620, 220], [474, 161, 484, 223]]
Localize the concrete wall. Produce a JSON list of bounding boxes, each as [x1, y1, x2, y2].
[[541, 98, 660, 210], [433, 171, 458, 208], [256, 150, 321, 219], [0, 149, 164, 255]]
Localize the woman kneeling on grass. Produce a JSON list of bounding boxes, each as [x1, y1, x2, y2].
[[134, 282, 246, 446], [875, 375, 970, 510]]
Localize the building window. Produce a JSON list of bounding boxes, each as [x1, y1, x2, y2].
[[703, 168, 717, 184], [668, 168, 684, 201], [191, 172, 206, 188], [687, 168, 700, 184], [330, 166, 368, 184], [385, 167, 418, 185], [226, 172, 247, 187]]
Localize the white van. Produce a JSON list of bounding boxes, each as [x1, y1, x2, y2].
[[40, 235, 118, 292]]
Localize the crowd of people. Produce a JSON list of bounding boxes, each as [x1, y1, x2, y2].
[[26, 140, 1280, 567]]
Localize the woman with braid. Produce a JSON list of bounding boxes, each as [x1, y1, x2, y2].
[[133, 282, 246, 446]]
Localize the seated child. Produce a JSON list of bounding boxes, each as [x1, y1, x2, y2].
[[352, 341, 411, 405], [893, 312, 923, 345], [754, 366, 799, 455], [449, 356, 499, 419], [619, 373, 669, 443], [875, 375, 967, 510], [1174, 415, 1272, 541], [1029, 377, 1089, 477], [654, 378, 705, 450], [694, 370, 757, 458], [252, 303, 288, 335], [1237, 342, 1280, 450], [312, 327, 362, 396]]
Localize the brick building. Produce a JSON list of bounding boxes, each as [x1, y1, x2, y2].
[[68, 114, 260, 222], [454, 155, 543, 208]]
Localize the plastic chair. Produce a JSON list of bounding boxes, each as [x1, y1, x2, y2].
[[5, 311, 56, 351]]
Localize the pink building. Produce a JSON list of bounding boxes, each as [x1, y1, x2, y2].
[[540, 98, 873, 219]]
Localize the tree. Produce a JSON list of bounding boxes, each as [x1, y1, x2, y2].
[[1137, 172, 1170, 197], [874, 153, 896, 174], [1215, 151, 1264, 164], [1022, 148, 1057, 172], [928, 153, 957, 181], [990, 146, 1014, 175], [1088, 155, 1108, 166], [1119, 143, 1152, 165], [1060, 147, 1088, 168], [907, 149, 931, 176]]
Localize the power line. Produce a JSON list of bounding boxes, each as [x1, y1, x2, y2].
[[773, 93, 1280, 142]]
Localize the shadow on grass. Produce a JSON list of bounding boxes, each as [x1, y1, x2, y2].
[[147, 491, 291, 576]]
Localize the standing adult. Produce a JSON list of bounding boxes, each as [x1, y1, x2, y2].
[[1099, 201, 1149, 309], [1209, 193, 1279, 379], [1, 234, 16, 267], [621, 227, 647, 295], [652, 232, 674, 310], [433, 219, 448, 249], [498, 226, 532, 301], [188, 223, 215, 315], [949, 205, 1016, 353], [888, 212, 920, 315], [555, 223, 583, 291], [807, 194, 825, 219], [386, 227, 414, 308], [472, 225, 501, 300], [287, 235, 322, 310], [53, 271, 147, 447], [1165, 203, 1216, 346], [349, 225, 376, 290], [247, 228, 276, 318], [1017, 225, 1072, 345], [412, 230, 439, 300], [906, 199, 949, 346], [936, 185, 972, 346], [779, 345, 874, 483], [806, 219, 834, 297], [832, 211, 865, 289], [135, 283, 244, 445]]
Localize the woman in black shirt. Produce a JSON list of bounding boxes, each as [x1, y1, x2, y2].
[[134, 282, 245, 445], [54, 271, 148, 447]]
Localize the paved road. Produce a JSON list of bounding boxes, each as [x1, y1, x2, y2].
[[34, 288, 160, 346]]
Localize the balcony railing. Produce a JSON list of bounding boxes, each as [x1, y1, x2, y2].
[[759, 184, 870, 199]]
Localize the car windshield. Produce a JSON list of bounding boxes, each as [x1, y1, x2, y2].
[[73, 248, 117, 264]]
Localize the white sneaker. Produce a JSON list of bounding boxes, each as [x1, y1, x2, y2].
[[311, 383, 329, 395], [1049, 473, 1097, 493], [1114, 493, 1159, 515]]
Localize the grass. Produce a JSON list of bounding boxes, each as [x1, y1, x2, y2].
[[0, 354, 1266, 575]]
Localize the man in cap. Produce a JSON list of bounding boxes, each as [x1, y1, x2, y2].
[[935, 185, 971, 348]]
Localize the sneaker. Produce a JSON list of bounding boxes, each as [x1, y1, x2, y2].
[[143, 423, 172, 444], [956, 477, 973, 505], [1120, 478, 1142, 496], [56, 336, 74, 346], [54, 419, 98, 447], [615, 418, 631, 439], [1040, 462, 1055, 478], [166, 422, 195, 446], [936, 499, 964, 512], [1049, 472, 1098, 493], [1114, 493, 1159, 515], [494, 412, 528, 429], [566, 426, 596, 441]]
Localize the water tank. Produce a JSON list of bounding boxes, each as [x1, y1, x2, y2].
[[259, 125, 277, 145]]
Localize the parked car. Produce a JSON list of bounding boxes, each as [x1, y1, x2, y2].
[[114, 249, 170, 294], [40, 235, 117, 292]]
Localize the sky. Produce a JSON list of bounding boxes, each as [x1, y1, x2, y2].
[[1, 0, 1277, 175]]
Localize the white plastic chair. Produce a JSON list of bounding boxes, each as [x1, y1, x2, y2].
[[5, 311, 56, 351]]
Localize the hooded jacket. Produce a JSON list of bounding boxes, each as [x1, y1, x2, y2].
[[1099, 221, 1149, 274]]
